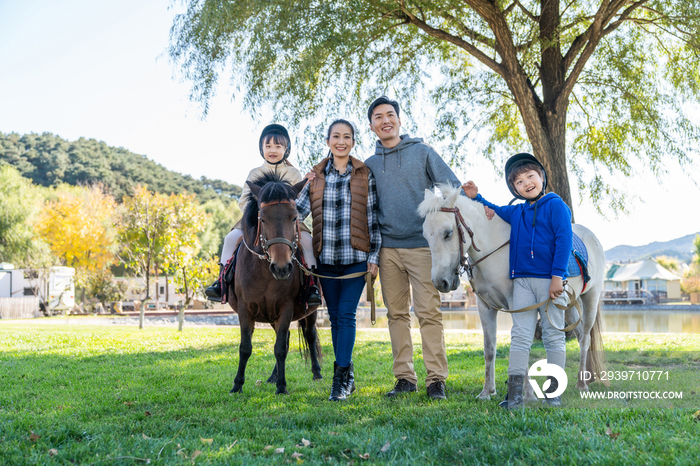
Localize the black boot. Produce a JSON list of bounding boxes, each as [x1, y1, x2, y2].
[[329, 362, 351, 401], [542, 375, 562, 407], [344, 361, 356, 397], [306, 269, 322, 307], [204, 265, 223, 301], [498, 375, 524, 410]]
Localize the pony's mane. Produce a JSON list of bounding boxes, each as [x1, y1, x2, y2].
[[242, 172, 298, 231], [417, 183, 487, 220]]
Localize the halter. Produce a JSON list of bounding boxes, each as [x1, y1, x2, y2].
[[244, 198, 300, 263], [439, 206, 509, 280]]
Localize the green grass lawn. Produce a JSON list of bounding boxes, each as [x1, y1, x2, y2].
[[1, 323, 699, 465]]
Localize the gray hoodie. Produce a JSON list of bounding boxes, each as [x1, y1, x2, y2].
[[365, 135, 462, 248]]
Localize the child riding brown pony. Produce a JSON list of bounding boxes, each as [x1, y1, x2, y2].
[[228, 173, 322, 395]]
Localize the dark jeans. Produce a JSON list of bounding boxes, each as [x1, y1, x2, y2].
[[318, 261, 367, 368]]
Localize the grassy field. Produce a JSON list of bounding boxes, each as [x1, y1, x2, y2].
[[1, 323, 699, 465]]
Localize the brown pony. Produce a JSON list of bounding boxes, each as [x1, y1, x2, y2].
[[228, 172, 322, 395]]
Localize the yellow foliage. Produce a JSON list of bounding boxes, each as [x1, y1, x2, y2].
[[36, 186, 117, 277]]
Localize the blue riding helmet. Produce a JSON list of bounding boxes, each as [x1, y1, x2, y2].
[[259, 124, 291, 164], [504, 152, 548, 201]]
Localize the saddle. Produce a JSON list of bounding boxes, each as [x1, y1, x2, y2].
[[567, 233, 591, 292]]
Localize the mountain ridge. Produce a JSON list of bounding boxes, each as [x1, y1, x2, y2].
[[605, 232, 699, 262]]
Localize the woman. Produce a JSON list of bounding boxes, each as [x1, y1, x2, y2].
[[297, 119, 381, 401]]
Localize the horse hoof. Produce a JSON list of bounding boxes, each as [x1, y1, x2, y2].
[[230, 385, 243, 394], [576, 382, 589, 391], [476, 390, 494, 401], [313, 374, 323, 381], [276, 389, 289, 395]]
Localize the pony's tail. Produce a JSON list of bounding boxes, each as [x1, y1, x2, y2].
[[296, 316, 323, 364], [587, 299, 609, 386]]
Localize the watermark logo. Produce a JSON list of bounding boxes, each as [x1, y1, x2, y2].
[[528, 359, 567, 399]]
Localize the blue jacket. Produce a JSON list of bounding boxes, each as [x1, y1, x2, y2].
[[474, 192, 572, 280]]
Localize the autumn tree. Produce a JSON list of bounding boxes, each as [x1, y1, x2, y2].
[[160, 193, 220, 329], [170, 1, 700, 217], [118, 186, 172, 302], [36, 185, 118, 303]]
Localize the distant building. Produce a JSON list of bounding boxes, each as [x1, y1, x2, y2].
[[604, 259, 682, 300], [114, 276, 179, 309]]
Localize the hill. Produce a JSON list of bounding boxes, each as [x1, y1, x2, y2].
[[0, 132, 242, 202], [605, 232, 699, 262]]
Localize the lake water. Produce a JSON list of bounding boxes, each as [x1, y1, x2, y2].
[[330, 308, 700, 334]]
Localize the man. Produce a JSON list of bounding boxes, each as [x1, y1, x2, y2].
[[365, 96, 462, 400]]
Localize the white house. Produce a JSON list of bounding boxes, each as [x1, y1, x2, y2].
[[604, 259, 682, 300], [114, 276, 180, 309]]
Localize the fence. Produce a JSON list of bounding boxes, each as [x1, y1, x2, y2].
[[0, 297, 40, 319]]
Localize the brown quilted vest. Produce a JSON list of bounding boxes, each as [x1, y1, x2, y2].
[[309, 156, 370, 256]]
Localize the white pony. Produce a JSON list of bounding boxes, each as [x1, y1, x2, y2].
[[418, 185, 607, 399]]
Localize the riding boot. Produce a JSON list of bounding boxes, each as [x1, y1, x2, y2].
[[306, 268, 322, 307], [344, 361, 356, 397], [329, 362, 351, 401], [204, 264, 224, 301], [542, 375, 562, 407], [498, 375, 524, 410]]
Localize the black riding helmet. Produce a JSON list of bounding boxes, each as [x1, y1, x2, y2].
[[504, 152, 548, 201], [259, 124, 291, 164]]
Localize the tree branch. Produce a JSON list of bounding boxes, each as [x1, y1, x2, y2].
[[395, 6, 503, 75], [440, 12, 495, 48], [514, 0, 539, 22]]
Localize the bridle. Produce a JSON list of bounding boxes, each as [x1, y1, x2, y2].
[[438, 206, 508, 280], [242, 199, 300, 263]]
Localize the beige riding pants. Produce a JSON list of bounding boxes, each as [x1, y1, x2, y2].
[[379, 247, 448, 385]]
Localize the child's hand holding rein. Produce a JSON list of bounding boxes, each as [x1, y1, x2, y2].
[[549, 276, 564, 300]]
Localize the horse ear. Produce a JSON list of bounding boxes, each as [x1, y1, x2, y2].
[[424, 189, 433, 201], [246, 181, 261, 199], [445, 189, 460, 207], [292, 179, 308, 197]]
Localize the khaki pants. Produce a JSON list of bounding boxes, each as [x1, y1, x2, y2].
[[379, 247, 448, 385]]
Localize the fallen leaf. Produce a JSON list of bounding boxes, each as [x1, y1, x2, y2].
[[291, 452, 304, 459], [301, 438, 311, 447], [509, 412, 515, 418], [264, 446, 273, 451], [691, 391, 696, 395], [605, 427, 620, 439], [201, 438, 213, 445], [401, 436, 406, 441], [275, 447, 285, 454], [142, 433, 150, 440], [485, 409, 488, 415], [380, 441, 391, 453], [144, 411, 152, 416], [123, 401, 134, 406], [48, 449, 58, 456], [359, 452, 370, 460], [328, 431, 338, 436], [693, 410, 700, 422], [191, 450, 202, 459], [29, 432, 40, 442], [255, 380, 262, 386]]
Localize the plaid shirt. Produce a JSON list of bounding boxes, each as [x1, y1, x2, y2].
[[297, 158, 381, 266]]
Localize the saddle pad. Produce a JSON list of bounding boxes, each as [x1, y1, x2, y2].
[[567, 233, 588, 277]]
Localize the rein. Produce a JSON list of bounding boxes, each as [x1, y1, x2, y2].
[[439, 204, 581, 333]]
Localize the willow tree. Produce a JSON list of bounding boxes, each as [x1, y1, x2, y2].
[[169, 1, 700, 216]]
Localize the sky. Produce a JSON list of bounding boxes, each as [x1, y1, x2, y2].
[[0, 0, 698, 252]]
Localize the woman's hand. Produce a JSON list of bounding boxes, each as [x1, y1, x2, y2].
[[549, 276, 564, 300], [368, 263, 379, 279], [304, 171, 316, 181], [461, 181, 478, 199], [484, 206, 495, 220]]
